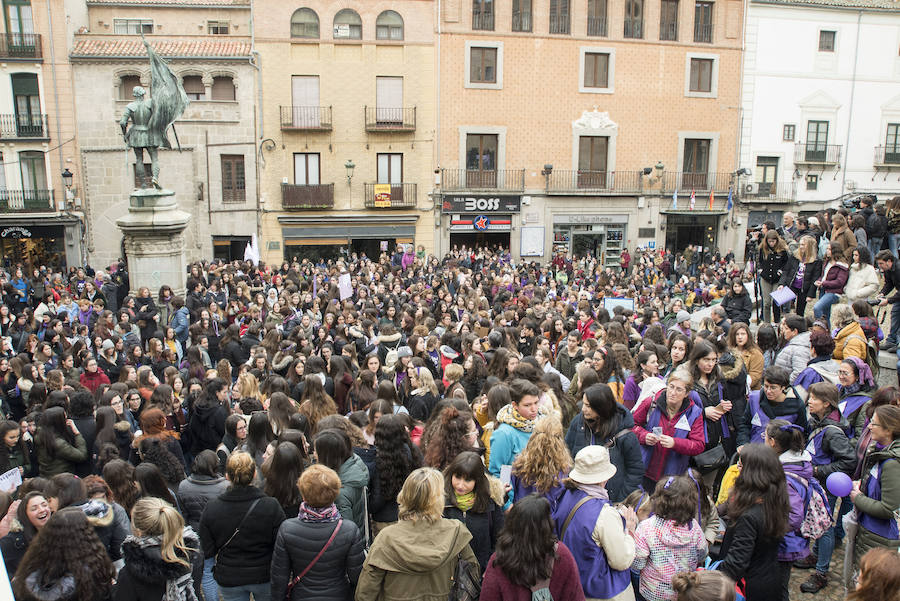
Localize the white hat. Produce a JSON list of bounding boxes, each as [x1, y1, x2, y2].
[[569, 445, 617, 484]]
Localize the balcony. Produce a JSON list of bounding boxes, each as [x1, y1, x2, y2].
[[0, 189, 54, 212], [364, 183, 417, 208], [549, 14, 570, 34], [0, 113, 48, 139], [547, 170, 643, 194], [659, 21, 677, 41], [280, 106, 332, 131], [441, 169, 526, 192], [0, 33, 41, 59], [472, 10, 494, 30], [663, 171, 733, 193], [281, 183, 334, 210], [693, 23, 713, 43], [364, 107, 416, 132], [742, 181, 796, 203], [794, 142, 841, 165], [511, 11, 532, 31], [874, 145, 900, 166], [587, 16, 607, 36]]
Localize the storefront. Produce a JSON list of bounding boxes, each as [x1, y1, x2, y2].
[[442, 194, 520, 252], [0, 219, 82, 273], [661, 213, 723, 262], [212, 236, 252, 262], [278, 215, 418, 262], [551, 214, 627, 269]]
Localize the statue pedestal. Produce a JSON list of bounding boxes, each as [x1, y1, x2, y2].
[[116, 188, 191, 297]]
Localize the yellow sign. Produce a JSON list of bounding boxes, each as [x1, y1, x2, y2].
[[374, 184, 392, 208]]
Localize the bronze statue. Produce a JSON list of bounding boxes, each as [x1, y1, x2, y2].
[[119, 39, 189, 189]]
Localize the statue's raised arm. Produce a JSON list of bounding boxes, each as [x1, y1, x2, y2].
[[119, 39, 190, 189]]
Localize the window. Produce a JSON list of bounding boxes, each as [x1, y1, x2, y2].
[[221, 155, 245, 203], [211, 76, 235, 101], [806, 174, 818, 190], [376, 10, 403, 39], [818, 30, 835, 52], [549, 0, 570, 34], [473, 0, 493, 30], [333, 9, 361, 39], [376, 76, 403, 123], [694, 1, 713, 43], [683, 138, 710, 189], [291, 8, 319, 38], [578, 136, 608, 187], [886, 124, 900, 163], [466, 134, 498, 187], [805, 120, 829, 161], [182, 75, 205, 100], [19, 150, 45, 192], [113, 18, 152, 34], [377, 153, 403, 183], [583, 53, 609, 88], [207, 20, 229, 34], [470, 47, 497, 83], [783, 124, 795, 141], [291, 75, 320, 127], [294, 153, 319, 185], [689, 57, 713, 92], [587, 0, 607, 37], [659, 0, 678, 40], [755, 156, 778, 195], [119, 74, 141, 100], [5, 0, 33, 37], [11, 72, 41, 137], [623, 0, 642, 38], [512, 0, 532, 32]]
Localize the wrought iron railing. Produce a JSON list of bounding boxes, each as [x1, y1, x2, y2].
[[663, 171, 734, 193], [693, 22, 713, 43], [511, 11, 532, 31], [441, 169, 526, 192], [874, 145, 900, 166], [547, 170, 644, 193], [281, 183, 334, 209], [363, 183, 417, 208], [472, 10, 494, 30], [279, 106, 332, 131], [743, 181, 796, 202], [0, 113, 48, 138], [549, 13, 570, 34], [0, 189, 54, 212], [587, 16, 607, 36], [364, 106, 416, 131], [0, 33, 41, 59], [795, 142, 841, 164]]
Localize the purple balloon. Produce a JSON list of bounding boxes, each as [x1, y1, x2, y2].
[[826, 472, 852, 497]]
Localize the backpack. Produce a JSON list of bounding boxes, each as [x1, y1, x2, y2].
[[786, 472, 832, 540], [847, 334, 880, 381]]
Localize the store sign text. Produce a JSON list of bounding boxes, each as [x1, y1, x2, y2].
[[1, 226, 32, 238], [442, 195, 521, 213]]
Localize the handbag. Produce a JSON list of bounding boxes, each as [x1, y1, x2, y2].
[[284, 519, 343, 600], [448, 552, 482, 601], [213, 497, 261, 576], [691, 444, 727, 473]]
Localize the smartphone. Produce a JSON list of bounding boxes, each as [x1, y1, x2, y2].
[[499, 465, 512, 487]]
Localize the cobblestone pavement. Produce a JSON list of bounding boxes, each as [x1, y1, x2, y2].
[[788, 544, 849, 600]]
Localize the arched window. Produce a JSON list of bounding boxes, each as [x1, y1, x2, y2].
[[333, 9, 361, 40], [119, 75, 141, 100], [376, 10, 403, 40], [182, 75, 205, 100], [211, 76, 235, 100], [291, 8, 319, 38]]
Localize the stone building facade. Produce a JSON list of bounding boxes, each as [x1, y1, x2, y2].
[[68, 0, 258, 270]]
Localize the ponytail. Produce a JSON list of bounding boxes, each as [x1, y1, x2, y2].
[[765, 419, 806, 453], [130, 497, 195, 569], [672, 570, 736, 601]]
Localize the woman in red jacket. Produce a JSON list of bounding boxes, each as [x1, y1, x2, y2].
[[79, 356, 110, 394], [480, 494, 585, 601]]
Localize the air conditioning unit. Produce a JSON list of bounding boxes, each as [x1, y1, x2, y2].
[[744, 182, 759, 195]]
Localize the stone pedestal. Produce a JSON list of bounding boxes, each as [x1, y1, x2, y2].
[[116, 188, 191, 297]]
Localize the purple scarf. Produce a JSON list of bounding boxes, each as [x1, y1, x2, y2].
[[299, 502, 340, 523]]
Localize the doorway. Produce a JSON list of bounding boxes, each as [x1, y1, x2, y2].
[[665, 214, 719, 259]]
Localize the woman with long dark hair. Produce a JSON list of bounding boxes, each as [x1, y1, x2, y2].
[[0, 491, 51, 576], [0, 419, 30, 477], [365, 413, 422, 533], [443, 451, 504, 571], [299, 375, 338, 435], [35, 406, 87, 477], [423, 406, 479, 471], [135, 461, 179, 508], [314, 429, 369, 530], [717, 444, 790, 600], [480, 494, 585, 601], [237, 411, 275, 469], [262, 441, 306, 518]]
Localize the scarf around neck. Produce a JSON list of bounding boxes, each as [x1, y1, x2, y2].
[[455, 491, 476, 512], [299, 502, 340, 523], [577, 483, 610, 500], [497, 403, 539, 433]]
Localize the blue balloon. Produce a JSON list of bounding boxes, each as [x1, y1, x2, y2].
[[826, 471, 852, 497]]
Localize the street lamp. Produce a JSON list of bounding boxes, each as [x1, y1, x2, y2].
[[62, 168, 73, 189], [344, 160, 355, 185]]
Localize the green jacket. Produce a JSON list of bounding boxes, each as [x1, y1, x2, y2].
[[355, 518, 477, 601], [853, 439, 900, 562], [2, 444, 30, 477], [338, 453, 370, 531], [35, 431, 87, 478]]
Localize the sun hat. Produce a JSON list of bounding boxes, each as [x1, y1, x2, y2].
[[569, 445, 617, 485]]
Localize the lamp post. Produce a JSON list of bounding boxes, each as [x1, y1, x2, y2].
[[344, 160, 355, 185], [541, 163, 553, 192]]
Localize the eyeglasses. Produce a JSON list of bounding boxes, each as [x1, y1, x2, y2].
[[870, 421, 883, 429], [838, 370, 854, 377], [667, 383, 686, 393]]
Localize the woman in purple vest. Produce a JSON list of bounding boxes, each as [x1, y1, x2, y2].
[[792, 329, 840, 394], [632, 368, 705, 492], [736, 366, 807, 450], [837, 357, 876, 445], [763, 419, 815, 601], [716, 444, 789, 601], [849, 405, 900, 567], [511, 415, 571, 511], [550, 445, 637, 601], [795, 382, 857, 593]]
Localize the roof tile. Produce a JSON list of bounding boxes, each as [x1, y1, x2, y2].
[[71, 38, 251, 58]]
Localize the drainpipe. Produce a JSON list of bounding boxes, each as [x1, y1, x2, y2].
[[249, 0, 263, 243], [839, 10, 862, 198], [434, 0, 442, 258]]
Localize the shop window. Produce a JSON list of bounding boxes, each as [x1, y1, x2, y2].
[[291, 8, 319, 38], [376, 10, 404, 39], [333, 9, 362, 40], [182, 75, 205, 100], [221, 155, 245, 203], [211, 76, 235, 101]]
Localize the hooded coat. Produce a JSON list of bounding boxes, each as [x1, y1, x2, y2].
[[112, 527, 203, 601], [774, 331, 812, 384], [187, 399, 226, 455], [337, 453, 370, 531], [177, 474, 229, 531], [354, 518, 478, 601], [74, 499, 131, 562]]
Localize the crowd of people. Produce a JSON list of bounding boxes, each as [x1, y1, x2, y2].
[[0, 199, 900, 601]]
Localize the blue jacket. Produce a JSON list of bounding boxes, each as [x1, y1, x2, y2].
[[171, 307, 190, 344], [488, 422, 532, 477]]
